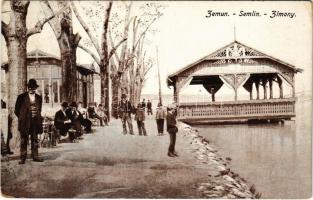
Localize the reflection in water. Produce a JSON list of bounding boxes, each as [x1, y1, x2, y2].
[[195, 100, 311, 198]]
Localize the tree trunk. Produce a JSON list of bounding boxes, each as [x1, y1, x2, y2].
[[6, 38, 27, 149], [111, 75, 121, 119], [4, 1, 30, 149], [58, 14, 80, 103]]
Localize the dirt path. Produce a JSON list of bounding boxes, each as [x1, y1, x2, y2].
[[1, 116, 210, 198]]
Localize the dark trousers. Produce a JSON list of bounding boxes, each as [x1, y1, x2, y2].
[[121, 113, 133, 134], [156, 119, 164, 134], [168, 132, 176, 153], [147, 108, 153, 115], [56, 123, 71, 136], [81, 118, 92, 132], [20, 119, 39, 161], [6, 116, 13, 152], [71, 120, 82, 137], [136, 120, 147, 136]]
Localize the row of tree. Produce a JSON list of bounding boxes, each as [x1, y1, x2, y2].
[[1, 0, 164, 148]]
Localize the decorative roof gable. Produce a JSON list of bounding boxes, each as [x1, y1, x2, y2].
[[168, 40, 302, 80]]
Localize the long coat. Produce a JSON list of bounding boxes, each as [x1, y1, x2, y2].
[[166, 110, 178, 133], [54, 110, 70, 129], [135, 108, 145, 121], [14, 92, 43, 135]]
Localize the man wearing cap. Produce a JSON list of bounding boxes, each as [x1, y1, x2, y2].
[[15, 79, 44, 164], [54, 102, 72, 138], [166, 103, 179, 157], [118, 94, 134, 135]]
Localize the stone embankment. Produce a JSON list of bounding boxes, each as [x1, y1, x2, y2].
[[179, 122, 262, 199]]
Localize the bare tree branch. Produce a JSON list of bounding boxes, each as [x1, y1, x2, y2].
[[144, 63, 153, 76], [1, 21, 9, 41], [133, 17, 157, 51], [100, 1, 112, 64], [71, 1, 101, 56], [108, 30, 120, 64], [73, 33, 82, 47], [27, 3, 68, 37], [78, 44, 101, 65], [41, 0, 62, 39], [108, 38, 127, 60]]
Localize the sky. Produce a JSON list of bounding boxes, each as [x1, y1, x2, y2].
[[1, 1, 312, 97]]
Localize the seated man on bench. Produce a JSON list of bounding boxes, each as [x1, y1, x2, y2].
[[66, 102, 84, 139], [54, 102, 73, 141], [87, 103, 102, 126]]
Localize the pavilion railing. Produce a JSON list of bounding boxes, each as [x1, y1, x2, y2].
[[178, 98, 296, 120]]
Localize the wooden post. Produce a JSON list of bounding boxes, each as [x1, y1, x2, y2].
[[255, 81, 260, 100], [292, 74, 295, 98], [234, 74, 237, 101], [49, 65, 53, 107], [173, 85, 178, 103], [278, 77, 283, 99], [211, 88, 215, 102], [173, 84, 180, 105], [57, 79, 60, 103], [262, 79, 267, 100], [269, 79, 273, 99]]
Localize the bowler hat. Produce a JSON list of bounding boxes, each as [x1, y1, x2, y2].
[[27, 79, 39, 88], [61, 102, 68, 107], [70, 102, 78, 107]]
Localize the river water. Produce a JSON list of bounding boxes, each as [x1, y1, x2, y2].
[[195, 99, 312, 198]]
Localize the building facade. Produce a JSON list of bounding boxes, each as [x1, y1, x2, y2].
[[1, 49, 96, 110]]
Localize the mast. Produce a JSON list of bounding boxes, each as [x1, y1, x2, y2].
[[156, 47, 162, 105]]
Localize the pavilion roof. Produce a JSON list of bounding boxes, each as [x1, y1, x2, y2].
[[167, 40, 303, 84], [1, 49, 96, 74]]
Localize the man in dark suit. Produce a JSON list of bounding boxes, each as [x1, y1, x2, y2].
[[15, 79, 43, 164], [54, 102, 71, 137], [166, 103, 179, 157], [66, 102, 84, 139], [118, 94, 134, 135]]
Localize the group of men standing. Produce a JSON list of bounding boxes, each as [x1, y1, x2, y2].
[[118, 94, 179, 157]]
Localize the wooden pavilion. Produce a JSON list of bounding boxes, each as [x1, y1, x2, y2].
[[167, 41, 302, 123]]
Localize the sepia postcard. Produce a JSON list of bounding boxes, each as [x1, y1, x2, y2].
[[1, 0, 312, 198]]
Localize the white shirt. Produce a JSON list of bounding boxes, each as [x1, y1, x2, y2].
[[28, 93, 35, 102]]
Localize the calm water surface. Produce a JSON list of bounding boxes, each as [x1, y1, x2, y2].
[[195, 100, 312, 198]]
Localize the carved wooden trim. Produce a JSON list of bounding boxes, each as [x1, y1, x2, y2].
[[211, 42, 265, 60], [278, 72, 293, 86]]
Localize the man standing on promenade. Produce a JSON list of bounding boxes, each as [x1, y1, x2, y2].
[[141, 98, 146, 111], [119, 94, 134, 135], [135, 103, 147, 136], [155, 102, 166, 136], [15, 79, 44, 164], [147, 99, 153, 115], [166, 103, 178, 157]]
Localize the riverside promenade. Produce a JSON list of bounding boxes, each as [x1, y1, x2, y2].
[[1, 116, 259, 198]]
